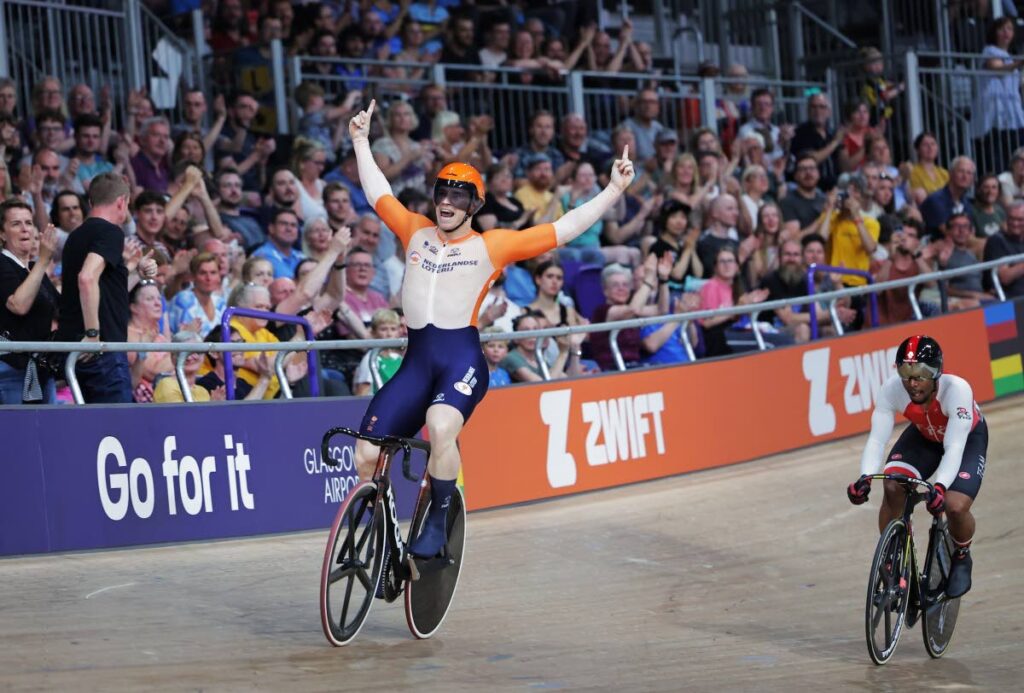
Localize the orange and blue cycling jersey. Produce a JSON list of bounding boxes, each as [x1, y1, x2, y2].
[[359, 196, 558, 437], [375, 195, 557, 330]]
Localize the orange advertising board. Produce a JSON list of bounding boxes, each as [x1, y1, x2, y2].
[[460, 311, 996, 510]]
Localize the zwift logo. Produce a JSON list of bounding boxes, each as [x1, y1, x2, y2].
[[802, 346, 898, 435], [540, 389, 667, 489]]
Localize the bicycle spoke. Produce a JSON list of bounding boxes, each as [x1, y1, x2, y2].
[[884, 605, 892, 648], [340, 572, 355, 626], [356, 567, 373, 592]]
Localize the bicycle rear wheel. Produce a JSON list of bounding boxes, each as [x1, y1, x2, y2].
[[405, 485, 467, 639], [921, 519, 961, 658], [866, 519, 912, 665], [320, 481, 384, 647]]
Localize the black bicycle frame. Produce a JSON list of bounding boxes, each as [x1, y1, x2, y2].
[[321, 425, 432, 582]]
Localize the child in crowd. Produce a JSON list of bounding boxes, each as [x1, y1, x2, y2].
[[480, 326, 512, 388], [294, 82, 363, 164], [859, 46, 905, 128], [352, 308, 404, 395]]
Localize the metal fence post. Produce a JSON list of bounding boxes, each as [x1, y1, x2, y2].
[[788, 1, 805, 81], [270, 38, 288, 135], [569, 70, 585, 117], [767, 8, 782, 82], [0, 4, 8, 78], [716, 0, 730, 72], [904, 50, 923, 142], [432, 63, 446, 89], [700, 76, 717, 133], [124, 0, 146, 91], [653, 0, 670, 58], [191, 8, 208, 98]]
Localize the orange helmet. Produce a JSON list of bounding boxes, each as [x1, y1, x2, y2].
[[434, 162, 485, 211]]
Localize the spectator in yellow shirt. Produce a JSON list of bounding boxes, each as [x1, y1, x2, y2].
[[821, 174, 880, 286]]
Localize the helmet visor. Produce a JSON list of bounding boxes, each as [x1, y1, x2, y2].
[[433, 185, 474, 211], [897, 362, 939, 380]]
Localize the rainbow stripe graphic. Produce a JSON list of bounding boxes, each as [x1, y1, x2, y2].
[[985, 302, 1024, 396]]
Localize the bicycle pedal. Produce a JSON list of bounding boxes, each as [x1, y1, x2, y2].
[[407, 555, 421, 582]]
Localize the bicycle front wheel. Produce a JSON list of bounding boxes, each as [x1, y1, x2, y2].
[[865, 519, 912, 665], [921, 519, 961, 658], [320, 481, 384, 647]]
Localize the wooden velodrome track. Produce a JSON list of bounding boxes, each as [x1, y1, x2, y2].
[[2, 398, 1022, 691]]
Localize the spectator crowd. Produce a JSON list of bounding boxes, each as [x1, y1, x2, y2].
[[1, 0, 1023, 404]]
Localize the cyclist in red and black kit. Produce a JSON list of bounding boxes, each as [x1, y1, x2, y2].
[[347, 101, 636, 560], [847, 335, 987, 597]]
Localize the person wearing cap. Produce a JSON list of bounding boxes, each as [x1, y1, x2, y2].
[[859, 46, 904, 128], [346, 99, 636, 560], [514, 151, 563, 224]]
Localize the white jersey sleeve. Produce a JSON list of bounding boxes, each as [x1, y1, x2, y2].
[[858, 376, 907, 477], [935, 375, 976, 489]]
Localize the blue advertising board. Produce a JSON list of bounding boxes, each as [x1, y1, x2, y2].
[[0, 399, 425, 556]]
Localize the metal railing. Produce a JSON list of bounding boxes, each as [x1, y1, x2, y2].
[[290, 54, 825, 153], [219, 307, 319, 401], [3, 253, 1020, 402], [0, 0, 199, 130], [805, 265, 880, 340]]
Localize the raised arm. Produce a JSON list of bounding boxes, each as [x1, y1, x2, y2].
[[552, 145, 635, 246], [348, 99, 394, 209]]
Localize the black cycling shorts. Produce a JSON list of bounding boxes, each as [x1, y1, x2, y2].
[[883, 419, 988, 499]]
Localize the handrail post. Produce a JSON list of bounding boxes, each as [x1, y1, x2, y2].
[[990, 267, 1007, 302], [65, 352, 84, 405], [274, 351, 292, 399], [908, 283, 923, 320], [806, 264, 820, 340], [827, 299, 845, 336], [749, 314, 767, 350], [680, 320, 697, 361], [190, 8, 207, 97], [533, 338, 551, 380], [609, 329, 627, 371], [175, 351, 193, 403], [368, 347, 383, 391]]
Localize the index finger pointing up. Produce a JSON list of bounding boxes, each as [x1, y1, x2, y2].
[[366, 99, 376, 120], [622, 144, 629, 162]]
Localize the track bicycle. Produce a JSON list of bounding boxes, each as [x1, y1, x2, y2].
[[864, 473, 961, 665], [318, 426, 467, 646]]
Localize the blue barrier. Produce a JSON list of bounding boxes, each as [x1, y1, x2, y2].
[[0, 398, 423, 557]]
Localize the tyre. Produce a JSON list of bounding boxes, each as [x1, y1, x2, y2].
[[922, 520, 961, 658], [320, 481, 384, 647], [405, 485, 467, 639], [866, 519, 912, 665]]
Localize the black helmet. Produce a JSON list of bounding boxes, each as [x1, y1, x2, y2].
[[895, 335, 943, 379]]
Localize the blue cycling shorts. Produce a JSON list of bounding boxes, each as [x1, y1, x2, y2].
[[359, 324, 489, 438]]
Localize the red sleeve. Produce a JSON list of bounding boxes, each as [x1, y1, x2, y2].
[[482, 224, 558, 268], [374, 195, 434, 249]]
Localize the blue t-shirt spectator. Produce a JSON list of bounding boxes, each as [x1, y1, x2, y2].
[[640, 322, 693, 366], [252, 242, 306, 278]]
